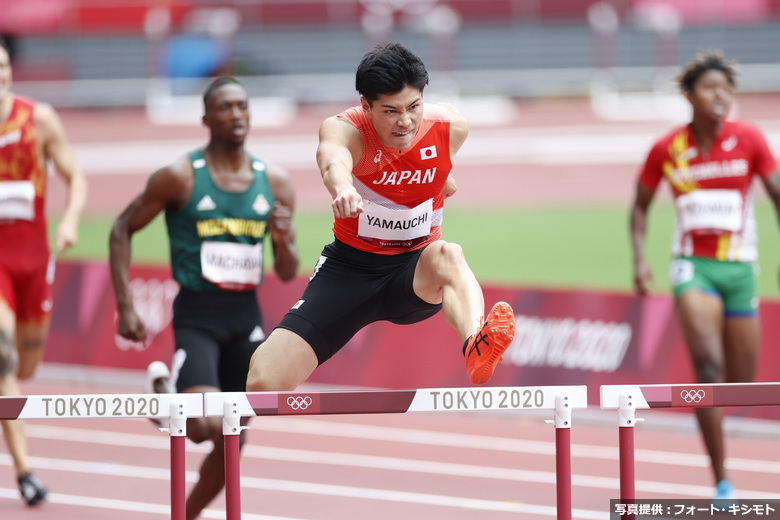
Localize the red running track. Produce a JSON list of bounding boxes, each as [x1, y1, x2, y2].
[[2, 373, 779, 519], [5, 94, 780, 518]]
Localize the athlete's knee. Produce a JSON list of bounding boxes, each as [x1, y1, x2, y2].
[[246, 334, 311, 392], [187, 417, 223, 445], [439, 241, 465, 262], [0, 329, 19, 379], [246, 368, 298, 392], [16, 337, 45, 380], [692, 357, 722, 383], [430, 241, 468, 274]]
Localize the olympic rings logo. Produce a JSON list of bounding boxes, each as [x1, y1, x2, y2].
[[680, 389, 706, 403], [287, 396, 313, 410]]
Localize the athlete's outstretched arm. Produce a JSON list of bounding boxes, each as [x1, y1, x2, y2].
[[630, 181, 656, 295], [316, 116, 363, 218], [35, 102, 87, 253]]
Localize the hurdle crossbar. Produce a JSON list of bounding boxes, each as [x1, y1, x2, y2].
[[206, 385, 587, 520], [0, 393, 203, 520], [600, 383, 780, 503]]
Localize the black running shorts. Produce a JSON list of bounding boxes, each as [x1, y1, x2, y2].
[[277, 239, 442, 365], [171, 288, 263, 392]]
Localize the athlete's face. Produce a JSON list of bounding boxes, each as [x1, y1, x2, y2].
[[688, 69, 734, 123], [203, 83, 250, 145], [0, 46, 11, 103], [362, 86, 423, 151]]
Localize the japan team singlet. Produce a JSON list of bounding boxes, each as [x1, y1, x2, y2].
[[334, 104, 453, 255], [638, 119, 778, 262]]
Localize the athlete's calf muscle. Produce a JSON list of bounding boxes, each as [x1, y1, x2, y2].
[[0, 329, 19, 378]]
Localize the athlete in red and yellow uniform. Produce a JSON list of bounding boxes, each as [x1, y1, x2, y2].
[[0, 95, 51, 320], [246, 43, 515, 396], [631, 50, 780, 501], [639, 119, 777, 262], [0, 40, 87, 506]]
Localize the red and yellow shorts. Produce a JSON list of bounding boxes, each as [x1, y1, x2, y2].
[[0, 253, 55, 325]]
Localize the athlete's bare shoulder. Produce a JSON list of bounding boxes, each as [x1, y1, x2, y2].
[[31, 99, 56, 121], [424, 101, 464, 121], [426, 102, 469, 154], [144, 153, 196, 210], [320, 114, 360, 141], [31, 100, 65, 141], [318, 113, 363, 167], [158, 153, 194, 181]]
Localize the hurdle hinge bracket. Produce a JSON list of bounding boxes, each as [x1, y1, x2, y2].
[[223, 399, 250, 436], [618, 391, 644, 428], [544, 392, 573, 429], [160, 396, 188, 437]]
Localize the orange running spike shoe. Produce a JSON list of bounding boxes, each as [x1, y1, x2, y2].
[[465, 302, 516, 385]]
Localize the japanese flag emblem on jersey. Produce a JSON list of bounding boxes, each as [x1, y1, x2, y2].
[[420, 145, 437, 160], [252, 194, 271, 215]]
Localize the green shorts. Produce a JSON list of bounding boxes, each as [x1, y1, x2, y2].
[[669, 256, 758, 317]]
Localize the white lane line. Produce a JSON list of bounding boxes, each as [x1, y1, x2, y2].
[[24, 420, 780, 475], [11, 423, 780, 499], [0, 456, 603, 519]]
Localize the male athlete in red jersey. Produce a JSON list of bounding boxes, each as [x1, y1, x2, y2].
[[631, 50, 780, 501], [246, 42, 515, 394], [0, 39, 87, 505]]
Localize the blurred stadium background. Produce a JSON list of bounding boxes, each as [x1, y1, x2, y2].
[[4, 0, 780, 108], [4, 0, 780, 409], [4, 3, 780, 516]]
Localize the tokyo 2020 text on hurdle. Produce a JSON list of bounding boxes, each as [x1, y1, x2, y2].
[[0, 392, 204, 520], [205, 385, 588, 520], [1, 386, 587, 519]]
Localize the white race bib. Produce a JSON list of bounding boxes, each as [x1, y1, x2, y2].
[[200, 241, 262, 288], [0, 181, 35, 221], [357, 199, 433, 247], [676, 189, 743, 233]]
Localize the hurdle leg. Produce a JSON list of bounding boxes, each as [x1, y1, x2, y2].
[[167, 397, 189, 520], [618, 392, 641, 505], [223, 398, 246, 520], [548, 392, 573, 520]]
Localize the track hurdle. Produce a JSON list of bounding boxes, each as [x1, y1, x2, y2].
[[600, 382, 780, 502], [205, 385, 588, 520], [0, 392, 203, 520]]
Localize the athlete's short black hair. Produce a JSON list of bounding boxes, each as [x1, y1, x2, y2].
[[677, 49, 738, 94], [202, 76, 244, 109], [355, 43, 429, 104], [0, 35, 15, 61]]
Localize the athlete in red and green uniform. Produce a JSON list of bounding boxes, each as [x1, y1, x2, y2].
[[0, 40, 87, 506], [631, 50, 780, 501]]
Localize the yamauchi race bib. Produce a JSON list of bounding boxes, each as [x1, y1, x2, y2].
[[0, 181, 35, 221], [357, 198, 433, 248], [200, 241, 262, 289], [675, 189, 743, 233]]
